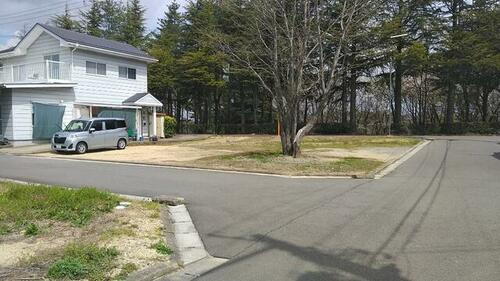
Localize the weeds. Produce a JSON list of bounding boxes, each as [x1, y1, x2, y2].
[[150, 241, 173, 255], [24, 223, 39, 236], [47, 243, 119, 280], [0, 183, 119, 234]]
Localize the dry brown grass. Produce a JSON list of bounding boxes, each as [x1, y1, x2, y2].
[[37, 135, 420, 176]]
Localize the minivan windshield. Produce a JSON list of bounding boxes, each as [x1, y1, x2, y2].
[[64, 120, 91, 132]]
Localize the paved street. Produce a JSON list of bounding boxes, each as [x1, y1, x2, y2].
[[1, 136, 499, 281]]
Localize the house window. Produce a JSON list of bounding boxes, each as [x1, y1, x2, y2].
[[119, 66, 136, 80], [86, 61, 106, 75], [44, 54, 59, 62]]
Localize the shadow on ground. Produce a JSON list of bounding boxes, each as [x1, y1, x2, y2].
[[493, 152, 500, 160], [204, 234, 410, 281]]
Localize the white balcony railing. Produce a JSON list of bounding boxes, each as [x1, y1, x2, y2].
[[0, 61, 71, 84]]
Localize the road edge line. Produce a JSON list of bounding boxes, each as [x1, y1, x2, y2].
[[12, 154, 354, 179], [372, 139, 431, 179]]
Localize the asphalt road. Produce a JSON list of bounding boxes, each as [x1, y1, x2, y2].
[[1, 136, 499, 281]]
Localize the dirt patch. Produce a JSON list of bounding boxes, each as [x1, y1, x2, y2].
[[34, 135, 420, 176], [0, 201, 176, 280]]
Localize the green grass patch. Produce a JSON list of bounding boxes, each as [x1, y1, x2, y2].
[[151, 240, 173, 255], [330, 157, 383, 173], [24, 222, 40, 236], [0, 182, 119, 235], [47, 243, 119, 280], [301, 136, 421, 149]]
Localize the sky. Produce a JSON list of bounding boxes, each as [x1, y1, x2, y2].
[[0, 0, 188, 50]]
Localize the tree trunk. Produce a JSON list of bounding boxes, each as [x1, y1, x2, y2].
[[349, 47, 357, 133], [481, 90, 489, 122], [279, 107, 302, 157], [167, 90, 173, 116], [253, 89, 258, 125], [341, 72, 348, 127], [214, 92, 221, 134], [445, 82, 455, 129], [394, 43, 403, 133], [304, 98, 309, 124], [175, 97, 181, 133], [240, 89, 246, 134], [463, 84, 470, 122]]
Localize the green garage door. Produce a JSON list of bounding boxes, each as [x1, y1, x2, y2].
[[32, 102, 66, 140], [97, 108, 137, 138]]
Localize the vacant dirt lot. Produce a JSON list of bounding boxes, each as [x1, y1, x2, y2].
[[36, 135, 421, 176]]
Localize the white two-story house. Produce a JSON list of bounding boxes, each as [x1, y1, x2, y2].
[[0, 23, 162, 141]]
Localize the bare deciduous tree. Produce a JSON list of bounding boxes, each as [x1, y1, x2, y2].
[[219, 0, 378, 157]]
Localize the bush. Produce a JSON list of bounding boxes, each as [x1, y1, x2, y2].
[[164, 116, 177, 138], [48, 257, 87, 280]]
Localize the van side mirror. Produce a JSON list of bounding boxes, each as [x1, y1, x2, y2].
[[89, 128, 96, 133]]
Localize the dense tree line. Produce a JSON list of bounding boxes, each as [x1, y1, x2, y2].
[[53, 0, 145, 47], [53, 0, 500, 156]]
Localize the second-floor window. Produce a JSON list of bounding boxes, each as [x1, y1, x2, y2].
[[119, 66, 136, 80], [86, 61, 106, 75]]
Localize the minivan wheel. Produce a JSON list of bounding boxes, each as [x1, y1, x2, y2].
[[117, 139, 127, 150], [76, 142, 87, 154]]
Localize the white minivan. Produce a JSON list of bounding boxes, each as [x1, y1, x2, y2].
[[52, 118, 129, 154]]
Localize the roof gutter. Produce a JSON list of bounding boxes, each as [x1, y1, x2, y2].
[[66, 42, 158, 63]]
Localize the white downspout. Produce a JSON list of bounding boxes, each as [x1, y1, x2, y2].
[[70, 43, 79, 80]]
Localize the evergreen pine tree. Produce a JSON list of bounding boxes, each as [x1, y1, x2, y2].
[[101, 0, 126, 40], [80, 0, 102, 37], [53, 4, 81, 31], [122, 0, 146, 47]]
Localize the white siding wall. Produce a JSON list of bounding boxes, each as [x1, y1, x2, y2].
[[1, 31, 150, 140], [11, 88, 75, 140], [72, 49, 148, 104], [0, 89, 13, 139], [1, 32, 70, 67]]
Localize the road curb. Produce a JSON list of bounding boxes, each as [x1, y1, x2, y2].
[[13, 154, 355, 179], [371, 139, 431, 179]]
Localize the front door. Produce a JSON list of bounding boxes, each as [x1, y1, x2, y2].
[[141, 109, 149, 138], [88, 119, 106, 148]]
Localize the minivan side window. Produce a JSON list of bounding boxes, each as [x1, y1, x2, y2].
[[105, 120, 116, 130], [91, 120, 104, 131], [117, 120, 127, 128]]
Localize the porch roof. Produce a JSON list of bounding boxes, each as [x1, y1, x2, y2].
[[122, 93, 163, 107], [74, 102, 141, 109]]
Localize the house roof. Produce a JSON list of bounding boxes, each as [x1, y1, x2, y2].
[[0, 47, 15, 54], [38, 24, 154, 60], [123, 93, 163, 107], [0, 24, 156, 62]]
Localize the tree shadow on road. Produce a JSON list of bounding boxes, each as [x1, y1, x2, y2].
[[205, 234, 410, 281], [493, 152, 500, 160]]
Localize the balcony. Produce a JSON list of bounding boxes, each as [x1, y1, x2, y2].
[[0, 61, 72, 85]]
